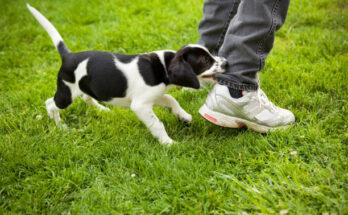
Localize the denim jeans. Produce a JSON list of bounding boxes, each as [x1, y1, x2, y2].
[[198, 0, 290, 91]]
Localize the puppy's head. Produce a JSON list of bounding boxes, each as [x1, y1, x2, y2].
[[168, 44, 227, 89]]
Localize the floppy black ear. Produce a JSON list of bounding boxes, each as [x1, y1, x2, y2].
[[168, 56, 200, 89]]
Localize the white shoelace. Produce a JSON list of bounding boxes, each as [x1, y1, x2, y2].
[[257, 89, 277, 112]]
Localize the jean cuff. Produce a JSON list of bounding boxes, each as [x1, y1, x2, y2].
[[217, 79, 258, 91]]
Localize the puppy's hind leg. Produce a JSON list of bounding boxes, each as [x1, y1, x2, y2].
[[46, 79, 73, 125], [155, 94, 192, 123], [82, 95, 110, 111], [45, 97, 61, 125]]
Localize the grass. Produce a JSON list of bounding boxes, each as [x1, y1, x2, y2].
[[0, 0, 347, 214]]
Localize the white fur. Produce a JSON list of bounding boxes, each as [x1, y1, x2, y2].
[[45, 97, 61, 125], [186, 44, 211, 54], [27, 4, 63, 48]]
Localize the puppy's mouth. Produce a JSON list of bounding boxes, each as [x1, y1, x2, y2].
[[201, 74, 216, 80]]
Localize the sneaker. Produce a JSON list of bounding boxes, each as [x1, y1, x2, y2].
[[199, 84, 295, 133]]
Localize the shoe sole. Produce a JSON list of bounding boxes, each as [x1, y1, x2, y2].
[[199, 104, 292, 133]]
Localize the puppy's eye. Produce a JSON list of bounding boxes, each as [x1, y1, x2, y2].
[[201, 56, 209, 63]]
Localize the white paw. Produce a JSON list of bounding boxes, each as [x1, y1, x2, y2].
[[58, 123, 68, 130], [47, 111, 54, 119], [159, 137, 174, 147], [98, 106, 110, 111], [46, 108, 54, 119], [178, 112, 192, 123], [181, 87, 195, 92]]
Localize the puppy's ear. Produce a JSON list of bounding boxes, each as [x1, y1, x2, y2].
[[168, 56, 200, 89]]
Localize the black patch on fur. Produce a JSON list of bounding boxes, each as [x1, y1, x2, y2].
[[138, 53, 171, 86], [164, 52, 175, 69], [84, 52, 128, 101], [58, 51, 134, 101], [181, 47, 215, 76], [112, 53, 137, 63], [78, 76, 97, 99], [167, 46, 217, 89], [168, 46, 219, 89], [58, 58, 75, 83], [54, 78, 72, 109], [168, 58, 200, 89], [57, 41, 70, 59]]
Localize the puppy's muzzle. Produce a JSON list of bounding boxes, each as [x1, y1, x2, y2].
[[199, 57, 227, 80], [216, 57, 228, 73], [221, 61, 228, 70]]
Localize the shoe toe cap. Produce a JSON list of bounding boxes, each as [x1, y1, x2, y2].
[[283, 109, 295, 125]]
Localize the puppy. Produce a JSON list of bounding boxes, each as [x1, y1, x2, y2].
[[27, 4, 226, 145]]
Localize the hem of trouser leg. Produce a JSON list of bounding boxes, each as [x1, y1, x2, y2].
[[217, 79, 258, 91]]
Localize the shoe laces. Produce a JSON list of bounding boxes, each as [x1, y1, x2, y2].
[[257, 89, 277, 112]]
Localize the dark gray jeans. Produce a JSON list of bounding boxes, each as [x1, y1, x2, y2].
[[198, 0, 290, 91]]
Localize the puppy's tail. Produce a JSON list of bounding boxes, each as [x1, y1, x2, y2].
[[26, 4, 70, 58]]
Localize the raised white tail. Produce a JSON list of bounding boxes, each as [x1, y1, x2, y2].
[[27, 4, 70, 57]]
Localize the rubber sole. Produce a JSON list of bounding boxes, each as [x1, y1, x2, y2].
[[199, 104, 292, 133]]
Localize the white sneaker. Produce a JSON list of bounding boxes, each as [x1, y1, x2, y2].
[[199, 84, 295, 133]]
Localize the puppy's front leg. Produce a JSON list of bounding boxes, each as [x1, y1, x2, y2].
[[155, 94, 192, 123], [82, 95, 110, 111], [130, 101, 173, 146]]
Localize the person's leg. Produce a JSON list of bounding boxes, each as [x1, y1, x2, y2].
[[197, 0, 240, 88], [198, 0, 240, 55], [215, 0, 290, 91], [198, 0, 295, 132]]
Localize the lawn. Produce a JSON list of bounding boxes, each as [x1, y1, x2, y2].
[[0, 0, 347, 214]]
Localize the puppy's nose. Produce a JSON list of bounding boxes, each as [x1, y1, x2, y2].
[[221, 61, 228, 69]]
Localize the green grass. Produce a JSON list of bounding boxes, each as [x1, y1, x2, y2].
[[0, 0, 347, 214]]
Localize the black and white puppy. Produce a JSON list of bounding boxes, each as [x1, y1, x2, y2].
[[27, 4, 226, 145]]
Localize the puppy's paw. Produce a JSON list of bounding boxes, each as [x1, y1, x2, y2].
[[182, 87, 196, 92], [159, 137, 174, 147], [167, 141, 179, 147], [178, 112, 192, 124], [58, 123, 68, 130], [47, 111, 54, 119], [98, 106, 110, 112]]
